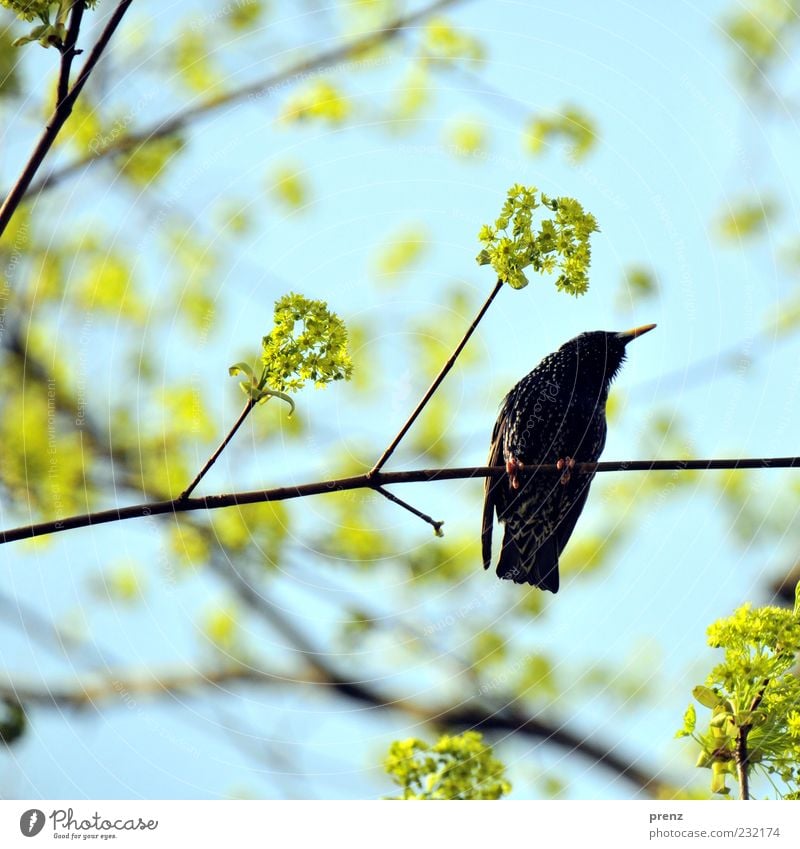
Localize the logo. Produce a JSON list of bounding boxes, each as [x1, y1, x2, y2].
[[19, 809, 45, 837]]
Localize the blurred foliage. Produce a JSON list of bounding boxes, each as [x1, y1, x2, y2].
[[203, 603, 242, 653], [117, 135, 186, 187], [281, 80, 351, 124], [175, 30, 224, 96], [168, 519, 211, 568], [72, 248, 147, 321], [384, 731, 510, 799], [476, 184, 599, 293], [0, 371, 90, 517], [0, 30, 20, 97], [224, 0, 265, 32], [678, 593, 800, 798], [392, 63, 430, 122], [444, 117, 488, 157], [211, 502, 289, 565], [56, 94, 104, 153], [721, 0, 800, 89], [524, 105, 597, 161], [420, 18, 484, 65], [91, 560, 146, 603], [371, 224, 429, 279], [617, 265, 658, 310], [268, 162, 310, 210], [0, 699, 26, 746], [715, 196, 780, 241]]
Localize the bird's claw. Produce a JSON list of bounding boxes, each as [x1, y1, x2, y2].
[[506, 457, 523, 490], [556, 456, 575, 485]]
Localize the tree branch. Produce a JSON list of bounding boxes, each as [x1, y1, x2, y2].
[[2, 457, 799, 546], [736, 678, 770, 800], [56, 1, 87, 106], [179, 399, 255, 500], [370, 279, 503, 475], [0, 0, 134, 240], [0, 661, 664, 795], [19, 0, 466, 204], [375, 486, 444, 536]]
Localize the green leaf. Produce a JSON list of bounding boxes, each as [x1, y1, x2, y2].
[[252, 387, 296, 414], [693, 685, 723, 709], [229, 362, 255, 380], [675, 703, 697, 738]]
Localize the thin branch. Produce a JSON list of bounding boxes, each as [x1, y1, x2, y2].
[[56, 1, 87, 106], [0, 0, 134, 240], [369, 279, 504, 476], [375, 486, 444, 536], [20, 0, 466, 203], [2, 456, 800, 546], [0, 665, 269, 707], [737, 678, 770, 801], [736, 725, 752, 801], [0, 659, 664, 795], [179, 399, 255, 501]]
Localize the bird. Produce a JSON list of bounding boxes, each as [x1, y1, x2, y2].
[[482, 324, 656, 592]]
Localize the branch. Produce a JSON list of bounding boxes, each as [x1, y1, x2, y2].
[[19, 0, 466, 203], [208, 559, 666, 794], [56, 1, 87, 106], [179, 399, 255, 500], [0, 661, 664, 795], [375, 486, 444, 536], [370, 279, 503, 475], [0, 0, 134, 240], [2, 457, 799, 545], [737, 678, 770, 801]]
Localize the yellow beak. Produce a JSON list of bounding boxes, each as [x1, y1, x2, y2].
[[617, 323, 656, 344]]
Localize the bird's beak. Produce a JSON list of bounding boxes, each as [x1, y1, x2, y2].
[[616, 323, 656, 344]]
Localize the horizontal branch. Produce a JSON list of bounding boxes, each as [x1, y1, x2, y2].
[[2, 457, 798, 546], [0, 662, 664, 794], [20, 0, 465, 203]]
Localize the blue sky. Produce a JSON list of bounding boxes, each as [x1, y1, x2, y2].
[[3, 0, 800, 799]]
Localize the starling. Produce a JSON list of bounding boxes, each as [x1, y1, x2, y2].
[[482, 324, 656, 592]]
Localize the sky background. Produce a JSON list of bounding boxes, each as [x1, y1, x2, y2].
[[2, 0, 800, 799]]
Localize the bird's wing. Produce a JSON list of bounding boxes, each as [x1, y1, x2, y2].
[[554, 475, 594, 557], [482, 402, 509, 570]]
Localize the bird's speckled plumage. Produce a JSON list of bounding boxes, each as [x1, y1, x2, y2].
[[482, 326, 655, 592]]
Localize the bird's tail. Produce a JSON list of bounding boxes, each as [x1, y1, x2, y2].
[[496, 527, 559, 593]]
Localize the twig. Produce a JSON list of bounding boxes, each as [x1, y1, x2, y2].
[[369, 279, 504, 476], [2, 456, 799, 546], [56, 1, 87, 106], [0, 654, 665, 795], [19, 0, 467, 204], [737, 678, 770, 801], [179, 399, 255, 501], [0, 0, 134, 239], [374, 486, 444, 536]]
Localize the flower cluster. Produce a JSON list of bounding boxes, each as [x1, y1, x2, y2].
[[476, 183, 599, 295]]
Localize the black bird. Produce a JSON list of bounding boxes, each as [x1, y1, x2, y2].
[[482, 325, 656, 592]]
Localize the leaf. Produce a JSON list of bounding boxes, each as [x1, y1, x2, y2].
[[675, 703, 697, 738], [229, 362, 255, 380], [693, 685, 724, 709], [253, 387, 296, 414]]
